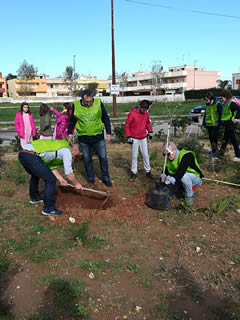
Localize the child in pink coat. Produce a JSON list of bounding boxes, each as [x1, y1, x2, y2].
[[14, 102, 36, 147], [51, 103, 72, 140]]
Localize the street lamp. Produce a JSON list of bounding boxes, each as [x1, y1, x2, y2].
[[193, 60, 197, 89], [111, 0, 117, 117], [73, 55, 76, 95]]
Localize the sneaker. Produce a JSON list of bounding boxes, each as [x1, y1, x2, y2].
[[205, 151, 213, 156], [42, 208, 64, 216], [232, 157, 240, 162], [102, 180, 112, 187], [29, 197, 44, 204], [130, 173, 137, 182], [186, 197, 194, 205], [146, 171, 154, 179]]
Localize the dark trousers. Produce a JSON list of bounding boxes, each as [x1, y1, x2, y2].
[[206, 126, 219, 153], [219, 123, 240, 157], [79, 139, 110, 183], [18, 152, 56, 209]]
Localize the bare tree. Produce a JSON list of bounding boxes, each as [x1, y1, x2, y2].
[[151, 60, 163, 95], [17, 60, 38, 99], [119, 72, 128, 96], [63, 66, 79, 96]]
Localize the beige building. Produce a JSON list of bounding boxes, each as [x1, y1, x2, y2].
[[8, 75, 47, 98], [46, 76, 106, 97], [0, 73, 8, 97]]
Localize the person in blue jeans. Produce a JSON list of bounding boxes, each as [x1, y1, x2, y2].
[[18, 139, 83, 216], [160, 142, 203, 205], [67, 89, 112, 187]]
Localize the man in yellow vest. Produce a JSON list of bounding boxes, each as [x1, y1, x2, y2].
[[68, 89, 112, 187], [18, 140, 83, 216], [215, 90, 240, 161], [161, 142, 203, 205]]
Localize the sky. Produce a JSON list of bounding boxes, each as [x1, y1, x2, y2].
[[1, 0, 240, 81]]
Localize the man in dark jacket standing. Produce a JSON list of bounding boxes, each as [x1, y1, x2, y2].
[[67, 89, 112, 187], [124, 100, 153, 181]]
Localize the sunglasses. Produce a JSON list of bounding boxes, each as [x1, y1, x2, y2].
[[162, 152, 171, 157]]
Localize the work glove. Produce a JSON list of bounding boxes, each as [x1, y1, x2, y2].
[[148, 133, 153, 140], [128, 137, 134, 144]]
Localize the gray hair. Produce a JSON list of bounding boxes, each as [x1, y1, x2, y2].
[[163, 141, 177, 151]]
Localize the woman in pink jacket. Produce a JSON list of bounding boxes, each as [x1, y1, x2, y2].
[[51, 103, 71, 140], [14, 102, 36, 147]]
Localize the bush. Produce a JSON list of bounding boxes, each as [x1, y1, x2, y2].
[[112, 124, 125, 143], [177, 137, 204, 161], [185, 88, 240, 100]]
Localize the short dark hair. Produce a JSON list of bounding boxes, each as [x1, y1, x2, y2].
[[80, 88, 95, 98], [221, 90, 232, 100], [139, 100, 151, 109], [204, 92, 215, 101], [20, 102, 31, 114]]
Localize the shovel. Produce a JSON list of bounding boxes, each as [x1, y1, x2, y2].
[[66, 183, 109, 210], [66, 183, 108, 197]]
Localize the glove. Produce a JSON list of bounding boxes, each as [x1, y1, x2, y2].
[[128, 137, 134, 144], [148, 133, 153, 140]]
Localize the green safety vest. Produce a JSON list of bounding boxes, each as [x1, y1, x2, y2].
[[205, 101, 220, 127], [31, 139, 70, 170], [73, 98, 104, 136], [167, 149, 202, 177], [221, 101, 237, 122]]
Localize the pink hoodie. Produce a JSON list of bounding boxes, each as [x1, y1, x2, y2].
[[14, 111, 36, 138]]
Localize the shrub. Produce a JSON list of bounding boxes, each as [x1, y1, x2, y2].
[[112, 124, 125, 143], [177, 137, 204, 161]]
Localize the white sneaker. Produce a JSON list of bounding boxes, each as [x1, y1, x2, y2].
[[232, 157, 240, 161]]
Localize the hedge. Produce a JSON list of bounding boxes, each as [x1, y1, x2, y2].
[[184, 88, 240, 100]]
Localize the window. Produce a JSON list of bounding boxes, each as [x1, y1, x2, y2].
[[236, 79, 240, 84]]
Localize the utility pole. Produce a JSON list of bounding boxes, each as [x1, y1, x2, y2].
[[111, 0, 117, 117], [193, 60, 197, 89]]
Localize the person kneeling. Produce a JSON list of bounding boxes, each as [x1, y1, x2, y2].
[[160, 142, 203, 205]]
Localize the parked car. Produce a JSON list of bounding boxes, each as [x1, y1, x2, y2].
[[190, 96, 240, 122]]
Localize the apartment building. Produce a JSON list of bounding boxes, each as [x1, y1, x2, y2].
[[232, 73, 240, 90], [8, 75, 47, 98], [0, 72, 7, 97], [46, 76, 106, 97], [106, 65, 220, 96]]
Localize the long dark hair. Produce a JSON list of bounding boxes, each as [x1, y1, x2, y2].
[[39, 103, 50, 116], [62, 102, 72, 115], [20, 102, 31, 114]]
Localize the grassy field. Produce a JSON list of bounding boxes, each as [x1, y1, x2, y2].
[[0, 100, 203, 122], [1, 138, 240, 319]]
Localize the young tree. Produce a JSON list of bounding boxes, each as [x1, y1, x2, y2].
[[63, 66, 79, 96], [6, 73, 17, 80], [151, 60, 163, 95], [17, 60, 38, 98]]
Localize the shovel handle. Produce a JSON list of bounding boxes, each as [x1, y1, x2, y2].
[[67, 183, 108, 196]]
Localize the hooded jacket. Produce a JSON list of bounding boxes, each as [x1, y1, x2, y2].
[[51, 108, 69, 139], [124, 107, 153, 139], [14, 111, 36, 138]]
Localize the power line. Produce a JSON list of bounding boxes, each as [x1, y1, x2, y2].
[[125, 0, 240, 20]]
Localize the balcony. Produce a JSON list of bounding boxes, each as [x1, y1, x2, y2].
[[161, 83, 187, 90]]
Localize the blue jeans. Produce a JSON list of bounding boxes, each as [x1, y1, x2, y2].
[[79, 139, 110, 183], [181, 172, 202, 198], [18, 152, 56, 209]]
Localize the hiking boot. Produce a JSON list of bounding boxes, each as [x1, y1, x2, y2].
[[146, 171, 154, 179], [130, 173, 137, 182], [232, 157, 240, 162], [29, 197, 44, 204], [42, 208, 64, 216], [102, 180, 112, 187]]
